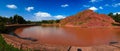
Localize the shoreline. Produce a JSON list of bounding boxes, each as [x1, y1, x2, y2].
[[1, 34, 70, 51], [5, 24, 120, 28], [2, 33, 120, 51], [5, 24, 38, 27], [4, 24, 38, 34]]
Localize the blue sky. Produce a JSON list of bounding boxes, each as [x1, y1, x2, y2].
[[0, 0, 120, 21]]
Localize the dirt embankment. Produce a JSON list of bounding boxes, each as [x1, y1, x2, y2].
[[2, 34, 120, 51], [1, 34, 70, 51], [60, 10, 116, 27], [41, 23, 60, 27], [4, 24, 37, 34]]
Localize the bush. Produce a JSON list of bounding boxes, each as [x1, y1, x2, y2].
[[0, 22, 5, 33]]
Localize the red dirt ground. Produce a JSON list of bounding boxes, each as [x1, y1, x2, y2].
[[60, 10, 116, 27]]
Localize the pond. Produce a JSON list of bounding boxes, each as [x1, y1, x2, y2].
[[14, 26, 120, 47]]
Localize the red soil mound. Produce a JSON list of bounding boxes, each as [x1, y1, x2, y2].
[[60, 10, 115, 27]]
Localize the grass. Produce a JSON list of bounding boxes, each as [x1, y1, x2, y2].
[[0, 34, 23, 51], [79, 22, 83, 25]]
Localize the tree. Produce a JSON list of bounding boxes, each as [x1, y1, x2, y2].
[[108, 13, 114, 17], [13, 14, 26, 24], [115, 13, 120, 23], [108, 13, 120, 23]]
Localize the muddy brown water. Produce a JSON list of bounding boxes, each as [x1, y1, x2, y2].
[[14, 26, 120, 47]]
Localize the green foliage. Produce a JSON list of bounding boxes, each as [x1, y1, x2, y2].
[[13, 14, 26, 24], [108, 13, 120, 23], [0, 34, 23, 51], [79, 22, 83, 25], [0, 14, 27, 24], [0, 15, 61, 25], [108, 13, 114, 17], [41, 20, 60, 24], [0, 23, 5, 33], [0, 16, 10, 24], [0, 20, 5, 33], [0, 14, 27, 33]]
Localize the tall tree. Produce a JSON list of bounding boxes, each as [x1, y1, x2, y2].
[[13, 14, 26, 24], [108, 13, 114, 17]]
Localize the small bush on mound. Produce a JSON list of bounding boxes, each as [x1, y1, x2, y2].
[[79, 22, 83, 25], [0, 34, 23, 51]]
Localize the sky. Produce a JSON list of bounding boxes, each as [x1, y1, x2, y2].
[[0, 0, 120, 21]]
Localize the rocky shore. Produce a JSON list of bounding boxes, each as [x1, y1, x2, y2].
[[2, 34, 120, 51]]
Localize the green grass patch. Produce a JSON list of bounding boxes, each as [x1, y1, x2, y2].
[[79, 22, 84, 25], [0, 34, 23, 51]]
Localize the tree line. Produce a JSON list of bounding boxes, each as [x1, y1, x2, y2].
[[0, 14, 27, 33], [0, 14, 60, 25], [108, 13, 120, 23], [0, 14, 60, 33], [0, 14, 26, 25]]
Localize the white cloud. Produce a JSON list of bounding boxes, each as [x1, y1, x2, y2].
[[89, 6, 98, 11], [54, 15, 65, 19], [83, 5, 90, 7], [105, 4, 109, 6], [6, 4, 17, 9], [99, 6, 103, 9], [34, 11, 66, 20], [90, 0, 96, 2], [25, 7, 34, 12], [89, 0, 102, 3], [34, 11, 52, 18], [61, 4, 69, 7], [112, 3, 120, 7], [113, 12, 120, 15]]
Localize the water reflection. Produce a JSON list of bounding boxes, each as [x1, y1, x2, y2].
[[15, 26, 120, 46]]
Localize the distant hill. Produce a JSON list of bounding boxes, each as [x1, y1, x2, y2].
[[60, 10, 115, 27]]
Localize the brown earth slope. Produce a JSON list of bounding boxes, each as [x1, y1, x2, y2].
[[60, 10, 115, 27]]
